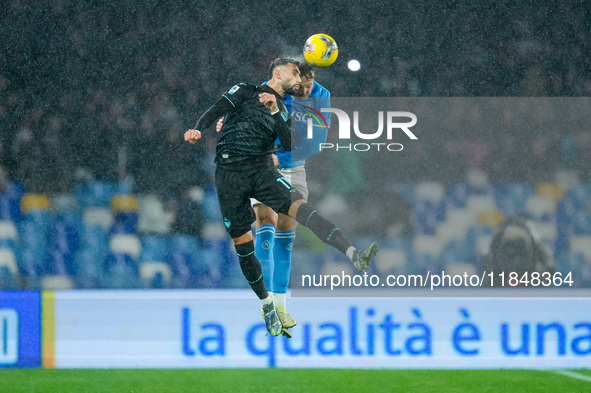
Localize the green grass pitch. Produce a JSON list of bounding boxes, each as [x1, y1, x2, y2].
[[1, 369, 590, 393]]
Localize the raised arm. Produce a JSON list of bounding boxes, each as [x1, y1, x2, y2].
[[184, 96, 234, 143]]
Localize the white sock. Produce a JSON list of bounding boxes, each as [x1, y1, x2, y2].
[[260, 296, 273, 307], [273, 293, 287, 310], [346, 246, 356, 260]]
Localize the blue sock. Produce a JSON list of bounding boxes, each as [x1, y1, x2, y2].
[[255, 225, 276, 292], [273, 230, 296, 294]]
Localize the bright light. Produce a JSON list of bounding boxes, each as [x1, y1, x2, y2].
[[347, 59, 361, 72]]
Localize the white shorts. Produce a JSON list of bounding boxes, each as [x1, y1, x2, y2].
[[251, 165, 308, 207]]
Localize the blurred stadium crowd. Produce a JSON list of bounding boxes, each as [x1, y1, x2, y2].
[[1, 0, 590, 289]]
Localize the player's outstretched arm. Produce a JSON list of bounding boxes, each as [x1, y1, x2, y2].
[[185, 97, 234, 144]]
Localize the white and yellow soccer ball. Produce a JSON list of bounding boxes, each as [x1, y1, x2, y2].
[[303, 34, 338, 67]]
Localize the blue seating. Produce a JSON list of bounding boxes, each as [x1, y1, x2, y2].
[[435, 198, 451, 222], [497, 195, 522, 217], [538, 212, 557, 223], [79, 225, 109, 261], [408, 253, 438, 276], [45, 249, 74, 276], [0, 248, 19, 289], [56, 210, 83, 235], [103, 252, 140, 289], [16, 221, 48, 268], [5, 178, 590, 290], [556, 253, 591, 287], [390, 182, 414, 207], [472, 183, 499, 199], [139, 261, 172, 289], [49, 221, 78, 256], [413, 200, 439, 235], [21, 210, 52, 231], [382, 236, 412, 254], [167, 235, 210, 288], [16, 247, 44, 283], [222, 259, 249, 289], [466, 225, 493, 250], [554, 223, 574, 255], [0, 182, 24, 223], [498, 183, 534, 216], [140, 235, 169, 263], [170, 234, 201, 255], [167, 252, 194, 288], [556, 196, 577, 226], [109, 212, 139, 234], [447, 183, 472, 208], [75, 181, 118, 208], [440, 239, 471, 262], [0, 266, 19, 289], [353, 235, 381, 251], [0, 238, 15, 250], [504, 183, 534, 201], [200, 186, 222, 222], [291, 248, 323, 278], [0, 195, 20, 223], [567, 184, 591, 207], [574, 212, 591, 235], [72, 249, 104, 289]]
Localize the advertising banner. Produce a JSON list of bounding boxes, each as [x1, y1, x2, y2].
[[0, 291, 41, 368], [48, 290, 591, 369]]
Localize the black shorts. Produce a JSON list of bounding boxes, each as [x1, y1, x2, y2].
[[215, 160, 304, 238]]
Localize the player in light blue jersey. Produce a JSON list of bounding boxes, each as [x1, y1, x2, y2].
[[274, 68, 331, 169], [253, 62, 331, 337]]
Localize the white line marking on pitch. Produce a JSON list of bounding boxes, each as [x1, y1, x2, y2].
[[554, 370, 591, 382]]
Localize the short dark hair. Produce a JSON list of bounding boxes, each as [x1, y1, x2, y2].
[[268, 56, 299, 79], [297, 61, 315, 80]]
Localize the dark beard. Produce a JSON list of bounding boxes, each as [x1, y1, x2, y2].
[[284, 85, 299, 96]]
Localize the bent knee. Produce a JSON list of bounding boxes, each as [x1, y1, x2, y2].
[[254, 204, 278, 227]]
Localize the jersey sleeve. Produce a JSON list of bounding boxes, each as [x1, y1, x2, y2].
[[221, 83, 252, 108], [192, 83, 251, 132]]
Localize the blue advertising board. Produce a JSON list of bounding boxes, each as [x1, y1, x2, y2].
[[0, 291, 41, 368]]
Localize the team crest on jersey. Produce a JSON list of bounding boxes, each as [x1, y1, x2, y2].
[[302, 106, 329, 130], [228, 85, 240, 95], [223, 218, 231, 228]]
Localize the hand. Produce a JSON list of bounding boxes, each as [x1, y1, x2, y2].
[[184, 129, 202, 144], [271, 154, 278, 167], [216, 117, 224, 133], [259, 93, 279, 113]]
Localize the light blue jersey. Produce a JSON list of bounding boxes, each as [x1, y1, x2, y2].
[[275, 81, 331, 168]]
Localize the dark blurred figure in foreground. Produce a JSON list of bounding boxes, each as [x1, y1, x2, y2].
[[482, 214, 555, 287]]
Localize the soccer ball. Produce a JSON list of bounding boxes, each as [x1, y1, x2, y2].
[[303, 34, 338, 67]]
